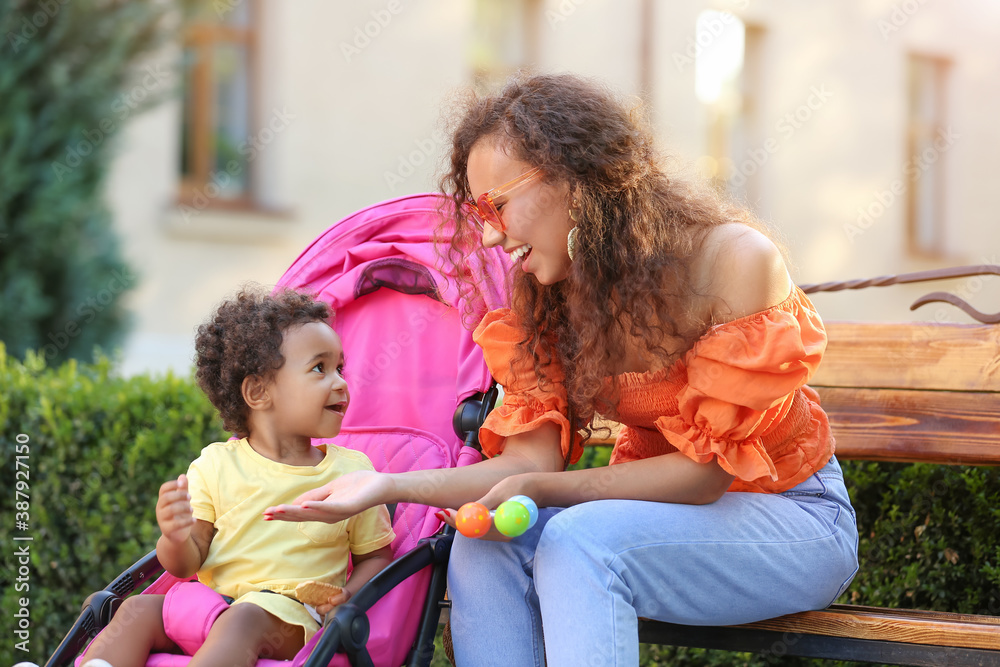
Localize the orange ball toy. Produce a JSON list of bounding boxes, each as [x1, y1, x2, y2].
[[455, 501, 492, 538]]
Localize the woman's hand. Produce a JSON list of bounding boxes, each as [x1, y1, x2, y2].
[[264, 470, 395, 524], [435, 472, 543, 542], [476, 472, 541, 510], [435, 507, 512, 542]]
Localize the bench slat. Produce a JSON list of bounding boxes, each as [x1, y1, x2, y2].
[[588, 387, 1000, 465], [820, 604, 1000, 626], [638, 620, 1000, 667], [814, 387, 1000, 465], [814, 322, 1000, 392], [732, 605, 1000, 651]]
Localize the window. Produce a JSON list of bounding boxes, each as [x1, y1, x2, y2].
[[728, 24, 765, 206], [179, 1, 256, 208], [905, 53, 950, 256], [694, 11, 745, 190], [695, 11, 766, 209], [471, 0, 541, 91]]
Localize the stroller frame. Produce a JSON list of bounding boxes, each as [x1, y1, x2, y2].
[[46, 193, 507, 667]]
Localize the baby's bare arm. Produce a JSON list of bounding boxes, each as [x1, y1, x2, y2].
[[343, 545, 393, 599], [311, 545, 394, 616], [155, 474, 213, 577]]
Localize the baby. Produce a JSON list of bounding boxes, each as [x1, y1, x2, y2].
[[81, 288, 394, 667]]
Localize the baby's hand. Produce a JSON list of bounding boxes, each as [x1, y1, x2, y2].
[[296, 580, 351, 617], [314, 588, 351, 616], [157, 474, 194, 544]]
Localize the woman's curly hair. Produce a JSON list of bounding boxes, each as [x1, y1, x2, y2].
[[194, 287, 331, 437], [438, 73, 766, 457]]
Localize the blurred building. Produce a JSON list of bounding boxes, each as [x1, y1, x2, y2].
[[107, 0, 1000, 375]]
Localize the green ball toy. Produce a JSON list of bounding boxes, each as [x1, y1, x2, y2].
[[494, 500, 532, 537]]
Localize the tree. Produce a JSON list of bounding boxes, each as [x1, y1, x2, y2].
[[0, 0, 183, 364]]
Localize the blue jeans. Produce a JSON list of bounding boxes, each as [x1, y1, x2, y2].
[[448, 456, 859, 666]]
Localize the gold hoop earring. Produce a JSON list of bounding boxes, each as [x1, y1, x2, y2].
[[567, 226, 579, 261]]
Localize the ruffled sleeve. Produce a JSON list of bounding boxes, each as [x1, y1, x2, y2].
[[653, 288, 829, 485], [473, 309, 583, 465]]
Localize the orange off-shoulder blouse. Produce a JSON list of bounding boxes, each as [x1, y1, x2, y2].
[[472, 287, 834, 494]]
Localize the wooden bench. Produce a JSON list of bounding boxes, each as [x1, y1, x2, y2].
[[594, 267, 1000, 666]]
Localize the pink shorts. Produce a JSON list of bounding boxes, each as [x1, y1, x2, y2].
[[162, 581, 230, 656]]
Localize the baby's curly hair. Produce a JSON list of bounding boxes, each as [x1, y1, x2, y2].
[[195, 286, 331, 437]]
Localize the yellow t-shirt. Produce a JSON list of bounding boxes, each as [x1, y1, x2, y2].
[[187, 438, 395, 601]]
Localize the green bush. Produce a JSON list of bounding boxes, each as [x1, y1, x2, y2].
[[0, 343, 225, 666], [843, 460, 1000, 615]]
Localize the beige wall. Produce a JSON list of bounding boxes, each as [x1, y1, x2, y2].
[[108, 0, 1000, 376]]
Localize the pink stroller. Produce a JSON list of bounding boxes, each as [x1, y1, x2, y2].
[[48, 193, 508, 667]]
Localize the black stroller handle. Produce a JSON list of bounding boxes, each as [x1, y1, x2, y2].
[[303, 533, 454, 667], [46, 551, 164, 667], [105, 549, 164, 598], [452, 383, 500, 451], [45, 601, 102, 667]]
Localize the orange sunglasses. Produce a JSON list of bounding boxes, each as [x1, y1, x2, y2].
[[465, 167, 543, 233]]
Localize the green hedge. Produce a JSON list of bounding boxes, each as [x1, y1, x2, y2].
[[2, 348, 997, 666], [0, 344, 226, 666]]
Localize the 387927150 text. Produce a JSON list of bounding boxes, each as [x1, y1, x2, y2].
[[13, 432, 33, 656]]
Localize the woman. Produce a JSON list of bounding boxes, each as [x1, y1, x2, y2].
[[267, 73, 859, 666]]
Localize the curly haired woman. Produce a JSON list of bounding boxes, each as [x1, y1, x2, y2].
[[268, 74, 859, 666]]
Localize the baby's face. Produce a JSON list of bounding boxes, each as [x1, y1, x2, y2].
[[268, 321, 349, 439]]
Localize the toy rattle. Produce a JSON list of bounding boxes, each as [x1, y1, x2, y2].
[[455, 495, 539, 538]]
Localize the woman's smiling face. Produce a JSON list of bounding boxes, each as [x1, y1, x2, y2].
[[467, 139, 575, 286]]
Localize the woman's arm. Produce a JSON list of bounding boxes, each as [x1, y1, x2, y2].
[[269, 228, 787, 523], [480, 452, 734, 510], [264, 422, 565, 524], [392, 422, 566, 506]]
